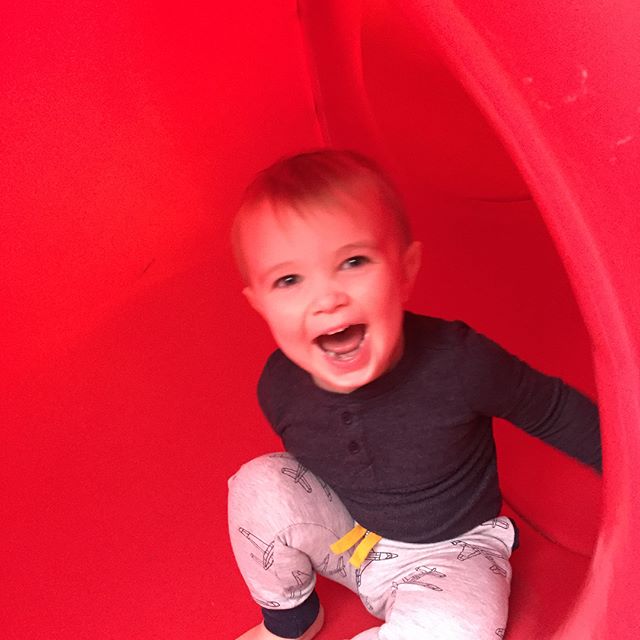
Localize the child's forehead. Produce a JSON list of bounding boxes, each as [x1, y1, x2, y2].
[[241, 194, 392, 239]]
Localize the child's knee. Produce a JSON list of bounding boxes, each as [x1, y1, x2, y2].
[[227, 453, 303, 510], [229, 452, 282, 483], [229, 453, 279, 497]]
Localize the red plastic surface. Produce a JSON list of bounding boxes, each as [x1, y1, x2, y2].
[[2, 1, 638, 638]]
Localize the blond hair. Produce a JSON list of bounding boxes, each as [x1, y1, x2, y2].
[[232, 149, 412, 281]]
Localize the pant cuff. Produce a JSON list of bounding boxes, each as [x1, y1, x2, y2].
[[262, 590, 320, 638]]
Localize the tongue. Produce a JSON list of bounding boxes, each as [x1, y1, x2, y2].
[[317, 324, 365, 355]]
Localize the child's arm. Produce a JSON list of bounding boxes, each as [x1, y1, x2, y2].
[[454, 322, 601, 472]]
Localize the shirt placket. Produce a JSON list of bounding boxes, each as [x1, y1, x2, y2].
[[336, 405, 374, 482]]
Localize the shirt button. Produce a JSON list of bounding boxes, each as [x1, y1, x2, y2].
[[341, 411, 353, 425], [348, 440, 361, 454]]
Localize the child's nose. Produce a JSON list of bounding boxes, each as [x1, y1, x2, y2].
[[312, 289, 349, 315]]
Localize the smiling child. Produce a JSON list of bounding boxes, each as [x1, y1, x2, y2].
[[227, 149, 601, 640]]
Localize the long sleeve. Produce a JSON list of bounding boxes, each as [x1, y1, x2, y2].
[[455, 322, 602, 472]]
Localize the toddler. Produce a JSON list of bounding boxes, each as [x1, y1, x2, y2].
[[227, 149, 601, 639]]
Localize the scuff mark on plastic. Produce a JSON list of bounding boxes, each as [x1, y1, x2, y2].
[[140, 259, 156, 278], [562, 66, 589, 104], [615, 135, 635, 147]]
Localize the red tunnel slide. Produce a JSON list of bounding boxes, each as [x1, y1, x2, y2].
[[2, 1, 639, 638]]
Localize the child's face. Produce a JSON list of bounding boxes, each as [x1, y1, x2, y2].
[[239, 198, 421, 393]]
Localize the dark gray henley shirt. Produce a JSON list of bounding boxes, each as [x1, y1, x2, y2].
[[257, 312, 601, 543]]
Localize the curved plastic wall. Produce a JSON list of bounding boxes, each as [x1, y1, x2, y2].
[[2, 2, 638, 639]]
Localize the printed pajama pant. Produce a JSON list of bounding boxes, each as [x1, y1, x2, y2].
[[228, 453, 516, 639]]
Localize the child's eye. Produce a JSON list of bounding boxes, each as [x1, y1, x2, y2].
[[342, 255, 371, 269], [273, 274, 301, 289]]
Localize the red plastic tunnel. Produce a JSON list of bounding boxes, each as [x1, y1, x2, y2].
[[2, 2, 639, 639]]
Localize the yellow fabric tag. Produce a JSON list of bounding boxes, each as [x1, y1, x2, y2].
[[330, 524, 383, 569], [329, 523, 367, 555], [349, 532, 382, 568]]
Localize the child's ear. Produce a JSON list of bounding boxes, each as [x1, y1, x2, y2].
[[242, 285, 263, 315], [401, 240, 422, 301]]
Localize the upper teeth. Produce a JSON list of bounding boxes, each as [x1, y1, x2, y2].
[[327, 326, 347, 335]]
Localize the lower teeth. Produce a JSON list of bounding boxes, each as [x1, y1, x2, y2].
[[327, 347, 360, 360]]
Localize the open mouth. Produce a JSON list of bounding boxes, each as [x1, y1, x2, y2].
[[314, 324, 367, 360]]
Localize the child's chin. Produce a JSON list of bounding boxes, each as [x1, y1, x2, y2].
[[313, 377, 360, 393], [312, 367, 373, 394]]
